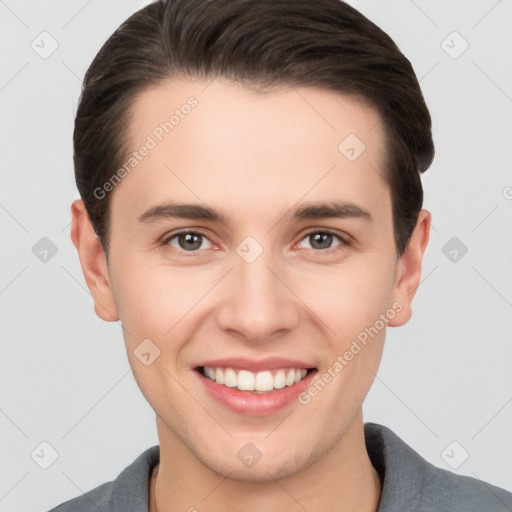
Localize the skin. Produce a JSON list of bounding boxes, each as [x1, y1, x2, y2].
[[71, 77, 430, 512]]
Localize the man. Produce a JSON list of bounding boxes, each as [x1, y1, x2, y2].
[[49, 0, 512, 510]]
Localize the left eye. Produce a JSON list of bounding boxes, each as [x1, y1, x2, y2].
[[297, 231, 343, 252]]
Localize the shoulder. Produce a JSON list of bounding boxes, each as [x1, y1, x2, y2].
[[47, 481, 114, 512], [47, 445, 160, 512], [364, 422, 512, 512]]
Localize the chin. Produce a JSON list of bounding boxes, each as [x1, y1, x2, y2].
[[201, 450, 312, 483]]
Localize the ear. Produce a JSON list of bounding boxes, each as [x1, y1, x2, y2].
[[387, 209, 431, 327], [70, 199, 119, 322]]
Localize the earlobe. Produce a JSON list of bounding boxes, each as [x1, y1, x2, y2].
[[70, 199, 119, 322], [387, 209, 431, 327]]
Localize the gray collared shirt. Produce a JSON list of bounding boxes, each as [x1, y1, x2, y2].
[[48, 422, 512, 511]]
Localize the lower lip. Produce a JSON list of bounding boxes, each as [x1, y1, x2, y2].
[[195, 369, 317, 417]]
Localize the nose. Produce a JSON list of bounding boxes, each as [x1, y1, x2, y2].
[[216, 244, 301, 344]]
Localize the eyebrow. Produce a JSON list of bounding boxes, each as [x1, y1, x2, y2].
[[138, 200, 373, 225]]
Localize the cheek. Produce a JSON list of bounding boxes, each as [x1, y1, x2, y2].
[[109, 256, 223, 352], [291, 257, 397, 336], [109, 258, 180, 337]]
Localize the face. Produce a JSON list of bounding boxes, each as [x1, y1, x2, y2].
[[72, 77, 430, 481]]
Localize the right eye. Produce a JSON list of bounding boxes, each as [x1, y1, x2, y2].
[[163, 230, 215, 255]]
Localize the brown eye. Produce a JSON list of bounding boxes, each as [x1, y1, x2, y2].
[[166, 231, 213, 252], [297, 230, 345, 253]]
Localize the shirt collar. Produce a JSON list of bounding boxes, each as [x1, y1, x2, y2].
[[364, 422, 437, 511]]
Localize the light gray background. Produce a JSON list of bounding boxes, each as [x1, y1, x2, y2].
[[1, 1, 511, 511]]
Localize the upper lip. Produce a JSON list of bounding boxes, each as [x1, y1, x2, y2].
[[195, 357, 316, 372]]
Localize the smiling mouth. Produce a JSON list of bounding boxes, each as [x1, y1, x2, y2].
[[195, 366, 316, 393]]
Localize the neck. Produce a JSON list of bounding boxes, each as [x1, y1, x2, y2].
[[150, 415, 381, 512]]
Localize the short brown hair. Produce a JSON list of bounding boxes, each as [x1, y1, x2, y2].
[[73, 0, 434, 255]]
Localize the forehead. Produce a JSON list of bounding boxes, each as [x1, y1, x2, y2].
[[113, 77, 390, 227]]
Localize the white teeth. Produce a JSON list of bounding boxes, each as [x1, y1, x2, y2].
[[215, 367, 224, 385], [274, 369, 286, 389], [238, 370, 255, 391], [285, 369, 295, 386], [224, 368, 237, 388], [255, 371, 274, 391], [202, 366, 310, 392]]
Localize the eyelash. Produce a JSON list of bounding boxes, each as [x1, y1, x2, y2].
[[160, 229, 350, 257]]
